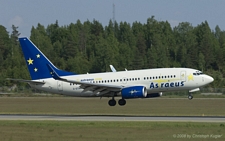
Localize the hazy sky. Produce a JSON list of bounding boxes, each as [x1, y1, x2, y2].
[[1, 0, 225, 37]]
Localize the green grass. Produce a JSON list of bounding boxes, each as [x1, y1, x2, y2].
[[0, 97, 225, 116], [0, 97, 225, 141], [0, 121, 224, 141]]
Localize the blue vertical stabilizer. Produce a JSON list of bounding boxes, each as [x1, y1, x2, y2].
[[19, 37, 76, 80]]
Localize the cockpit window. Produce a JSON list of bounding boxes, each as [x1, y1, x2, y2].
[[193, 71, 204, 76]]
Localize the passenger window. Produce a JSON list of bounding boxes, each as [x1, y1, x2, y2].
[[135, 78, 137, 80], [138, 78, 140, 80]]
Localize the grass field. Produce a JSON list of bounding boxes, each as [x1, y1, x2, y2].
[[0, 97, 225, 141], [0, 121, 224, 141], [0, 97, 225, 116]]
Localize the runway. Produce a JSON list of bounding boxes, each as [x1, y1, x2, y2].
[[0, 115, 225, 122]]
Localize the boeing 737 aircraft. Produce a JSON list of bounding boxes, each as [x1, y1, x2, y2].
[[8, 37, 214, 106]]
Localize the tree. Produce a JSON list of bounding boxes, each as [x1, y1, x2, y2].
[[11, 25, 20, 46], [195, 21, 216, 70]]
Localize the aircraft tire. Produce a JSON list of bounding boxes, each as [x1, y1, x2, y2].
[[118, 99, 126, 106], [188, 95, 193, 100], [108, 99, 116, 106]]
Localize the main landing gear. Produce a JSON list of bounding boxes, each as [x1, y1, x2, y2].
[[108, 98, 116, 106], [118, 99, 126, 106], [108, 98, 126, 106]]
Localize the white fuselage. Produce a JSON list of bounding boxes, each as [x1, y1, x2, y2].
[[30, 68, 213, 97]]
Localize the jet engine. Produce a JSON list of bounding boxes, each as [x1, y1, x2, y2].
[[121, 86, 147, 99]]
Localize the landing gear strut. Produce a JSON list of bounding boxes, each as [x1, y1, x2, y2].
[[118, 99, 126, 106]]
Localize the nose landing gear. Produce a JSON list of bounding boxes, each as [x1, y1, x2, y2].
[[188, 94, 193, 100]]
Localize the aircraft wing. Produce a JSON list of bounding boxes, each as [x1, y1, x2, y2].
[[6, 78, 45, 84], [46, 64, 122, 96]]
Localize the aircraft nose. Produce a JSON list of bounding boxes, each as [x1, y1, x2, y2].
[[205, 75, 214, 83]]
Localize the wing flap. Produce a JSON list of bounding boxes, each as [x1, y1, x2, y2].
[[81, 86, 97, 93]]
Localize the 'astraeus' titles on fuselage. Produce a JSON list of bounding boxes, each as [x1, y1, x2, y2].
[[150, 81, 184, 89], [81, 78, 94, 82]]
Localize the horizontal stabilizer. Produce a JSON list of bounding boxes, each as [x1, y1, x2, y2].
[[6, 78, 45, 84]]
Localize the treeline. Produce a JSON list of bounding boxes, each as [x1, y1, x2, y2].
[[0, 16, 225, 87]]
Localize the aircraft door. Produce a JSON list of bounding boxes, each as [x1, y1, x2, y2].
[[57, 81, 63, 91], [180, 71, 186, 82]]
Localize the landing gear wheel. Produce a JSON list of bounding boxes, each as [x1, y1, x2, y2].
[[118, 99, 126, 106], [108, 99, 116, 106], [188, 95, 193, 100]]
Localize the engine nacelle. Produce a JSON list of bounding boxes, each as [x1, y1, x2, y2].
[[145, 92, 163, 98], [121, 86, 147, 99]]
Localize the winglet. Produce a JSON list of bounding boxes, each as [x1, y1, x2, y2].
[[109, 65, 117, 72]]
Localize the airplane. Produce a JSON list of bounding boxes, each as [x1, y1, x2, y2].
[[8, 37, 214, 106]]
